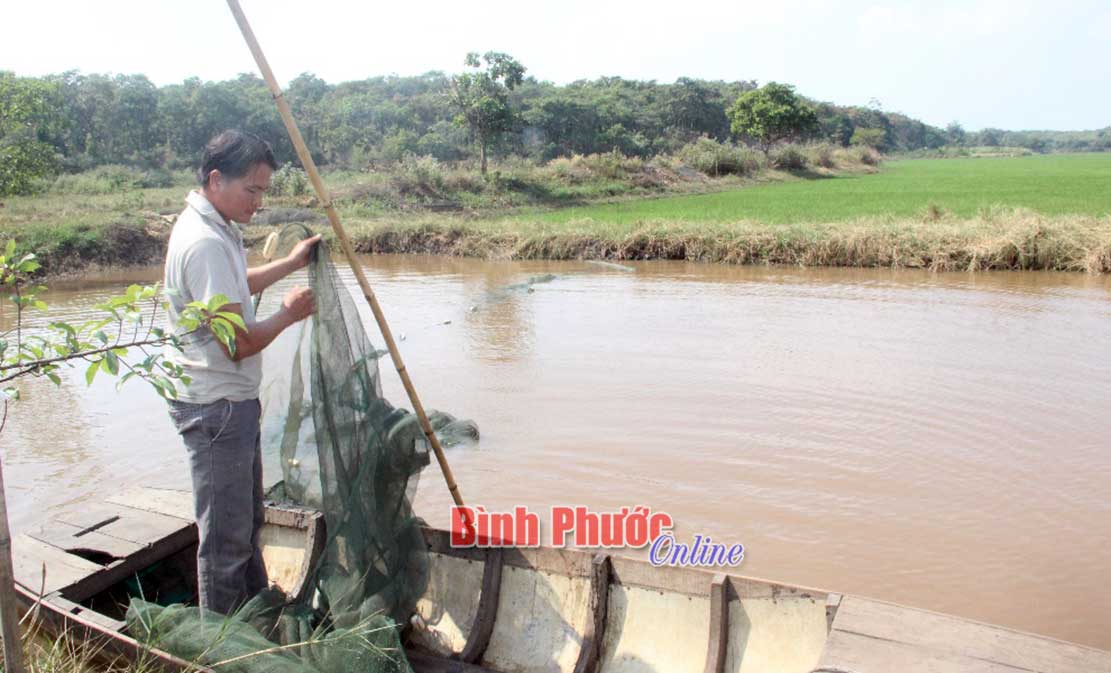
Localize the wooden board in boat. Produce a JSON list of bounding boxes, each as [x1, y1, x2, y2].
[[819, 594, 1111, 673]]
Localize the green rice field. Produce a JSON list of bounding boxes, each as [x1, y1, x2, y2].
[[517, 153, 1111, 226]]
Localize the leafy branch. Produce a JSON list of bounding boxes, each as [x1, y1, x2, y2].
[[0, 239, 243, 403]]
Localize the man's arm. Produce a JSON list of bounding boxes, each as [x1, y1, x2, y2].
[[216, 287, 315, 362], [246, 234, 322, 295]]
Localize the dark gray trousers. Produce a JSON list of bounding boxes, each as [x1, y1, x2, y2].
[[168, 398, 267, 614]]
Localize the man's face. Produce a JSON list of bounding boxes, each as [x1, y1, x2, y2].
[[207, 162, 273, 224]]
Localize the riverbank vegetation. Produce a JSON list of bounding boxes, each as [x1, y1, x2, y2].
[[0, 142, 879, 275], [4, 66, 1108, 198], [350, 208, 1110, 273], [3, 152, 1110, 276], [2, 60, 1109, 277]]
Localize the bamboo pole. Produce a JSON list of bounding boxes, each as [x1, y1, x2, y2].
[[0, 451, 28, 672], [224, 0, 468, 514]]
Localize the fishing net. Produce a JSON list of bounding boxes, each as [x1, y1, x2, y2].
[[127, 223, 478, 672]]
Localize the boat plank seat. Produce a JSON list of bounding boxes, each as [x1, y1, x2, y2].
[[53, 501, 191, 547], [103, 486, 326, 601], [12, 533, 104, 596], [106, 486, 195, 521], [817, 596, 1111, 673], [14, 499, 198, 603]]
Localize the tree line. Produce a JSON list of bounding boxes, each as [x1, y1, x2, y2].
[[2, 60, 1109, 194]]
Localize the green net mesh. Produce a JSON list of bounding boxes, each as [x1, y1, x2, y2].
[[127, 224, 478, 672]]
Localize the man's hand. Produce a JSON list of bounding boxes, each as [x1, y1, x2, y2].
[[212, 293, 313, 362], [281, 286, 315, 323], [287, 234, 322, 270]]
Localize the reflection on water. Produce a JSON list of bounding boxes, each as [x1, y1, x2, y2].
[[2, 256, 1110, 648]]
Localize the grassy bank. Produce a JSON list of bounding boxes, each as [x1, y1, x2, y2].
[[0, 166, 189, 277], [345, 153, 1111, 272], [345, 208, 1111, 273], [0, 145, 876, 276], [3, 151, 1110, 276], [516, 154, 1111, 225]]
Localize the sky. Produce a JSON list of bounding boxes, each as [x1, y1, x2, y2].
[[2, 0, 1108, 132]]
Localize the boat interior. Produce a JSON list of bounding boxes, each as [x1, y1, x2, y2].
[[13, 487, 1109, 673]]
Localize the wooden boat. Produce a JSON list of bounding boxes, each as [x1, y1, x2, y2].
[[12, 487, 1111, 673]]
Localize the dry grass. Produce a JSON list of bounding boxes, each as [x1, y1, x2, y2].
[[344, 208, 1111, 273], [4, 626, 164, 673]]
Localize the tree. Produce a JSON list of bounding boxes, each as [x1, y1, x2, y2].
[[0, 241, 239, 668], [946, 121, 966, 146], [666, 77, 728, 139], [727, 82, 818, 154], [0, 73, 65, 196], [287, 73, 332, 163], [976, 127, 1003, 147], [449, 52, 525, 174], [850, 127, 887, 150]]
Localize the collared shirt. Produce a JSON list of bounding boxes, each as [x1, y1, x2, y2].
[[163, 190, 261, 403]]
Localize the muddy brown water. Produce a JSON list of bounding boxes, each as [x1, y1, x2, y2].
[[2, 255, 1109, 649]]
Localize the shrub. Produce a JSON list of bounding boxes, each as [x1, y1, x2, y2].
[[399, 154, 444, 190], [770, 144, 809, 170], [270, 163, 309, 196], [442, 170, 484, 194], [850, 127, 887, 150], [546, 155, 589, 183], [676, 138, 763, 177], [49, 165, 153, 195], [576, 150, 640, 180], [135, 168, 175, 189], [853, 146, 881, 166], [389, 154, 446, 199], [805, 142, 836, 168]]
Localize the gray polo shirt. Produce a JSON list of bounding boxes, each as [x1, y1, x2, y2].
[[163, 191, 261, 403]]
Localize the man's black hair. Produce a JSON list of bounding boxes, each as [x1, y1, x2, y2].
[[198, 130, 278, 186]]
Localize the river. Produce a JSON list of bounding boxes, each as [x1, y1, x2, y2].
[[1, 255, 1109, 648]]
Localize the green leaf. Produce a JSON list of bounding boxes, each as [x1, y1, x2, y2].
[[32, 299, 47, 310], [213, 322, 237, 355], [116, 370, 137, 391], [215, 311, 247, 331], [150, 327, 165, 338], [207, 294, 230, 312], [5, 240, 16, 257], [49, 322, 75, 337], [103, 349, 119, 375], [94, 330, 108, 345], [79, 317, 112, 334], [85, 360, 99, 385], [46, 371, 61, 385], [2, 387, 20, 401], [150, 376, 177, 399]]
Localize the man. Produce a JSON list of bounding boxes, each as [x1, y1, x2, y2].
[[163, 129, 320, 614]]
